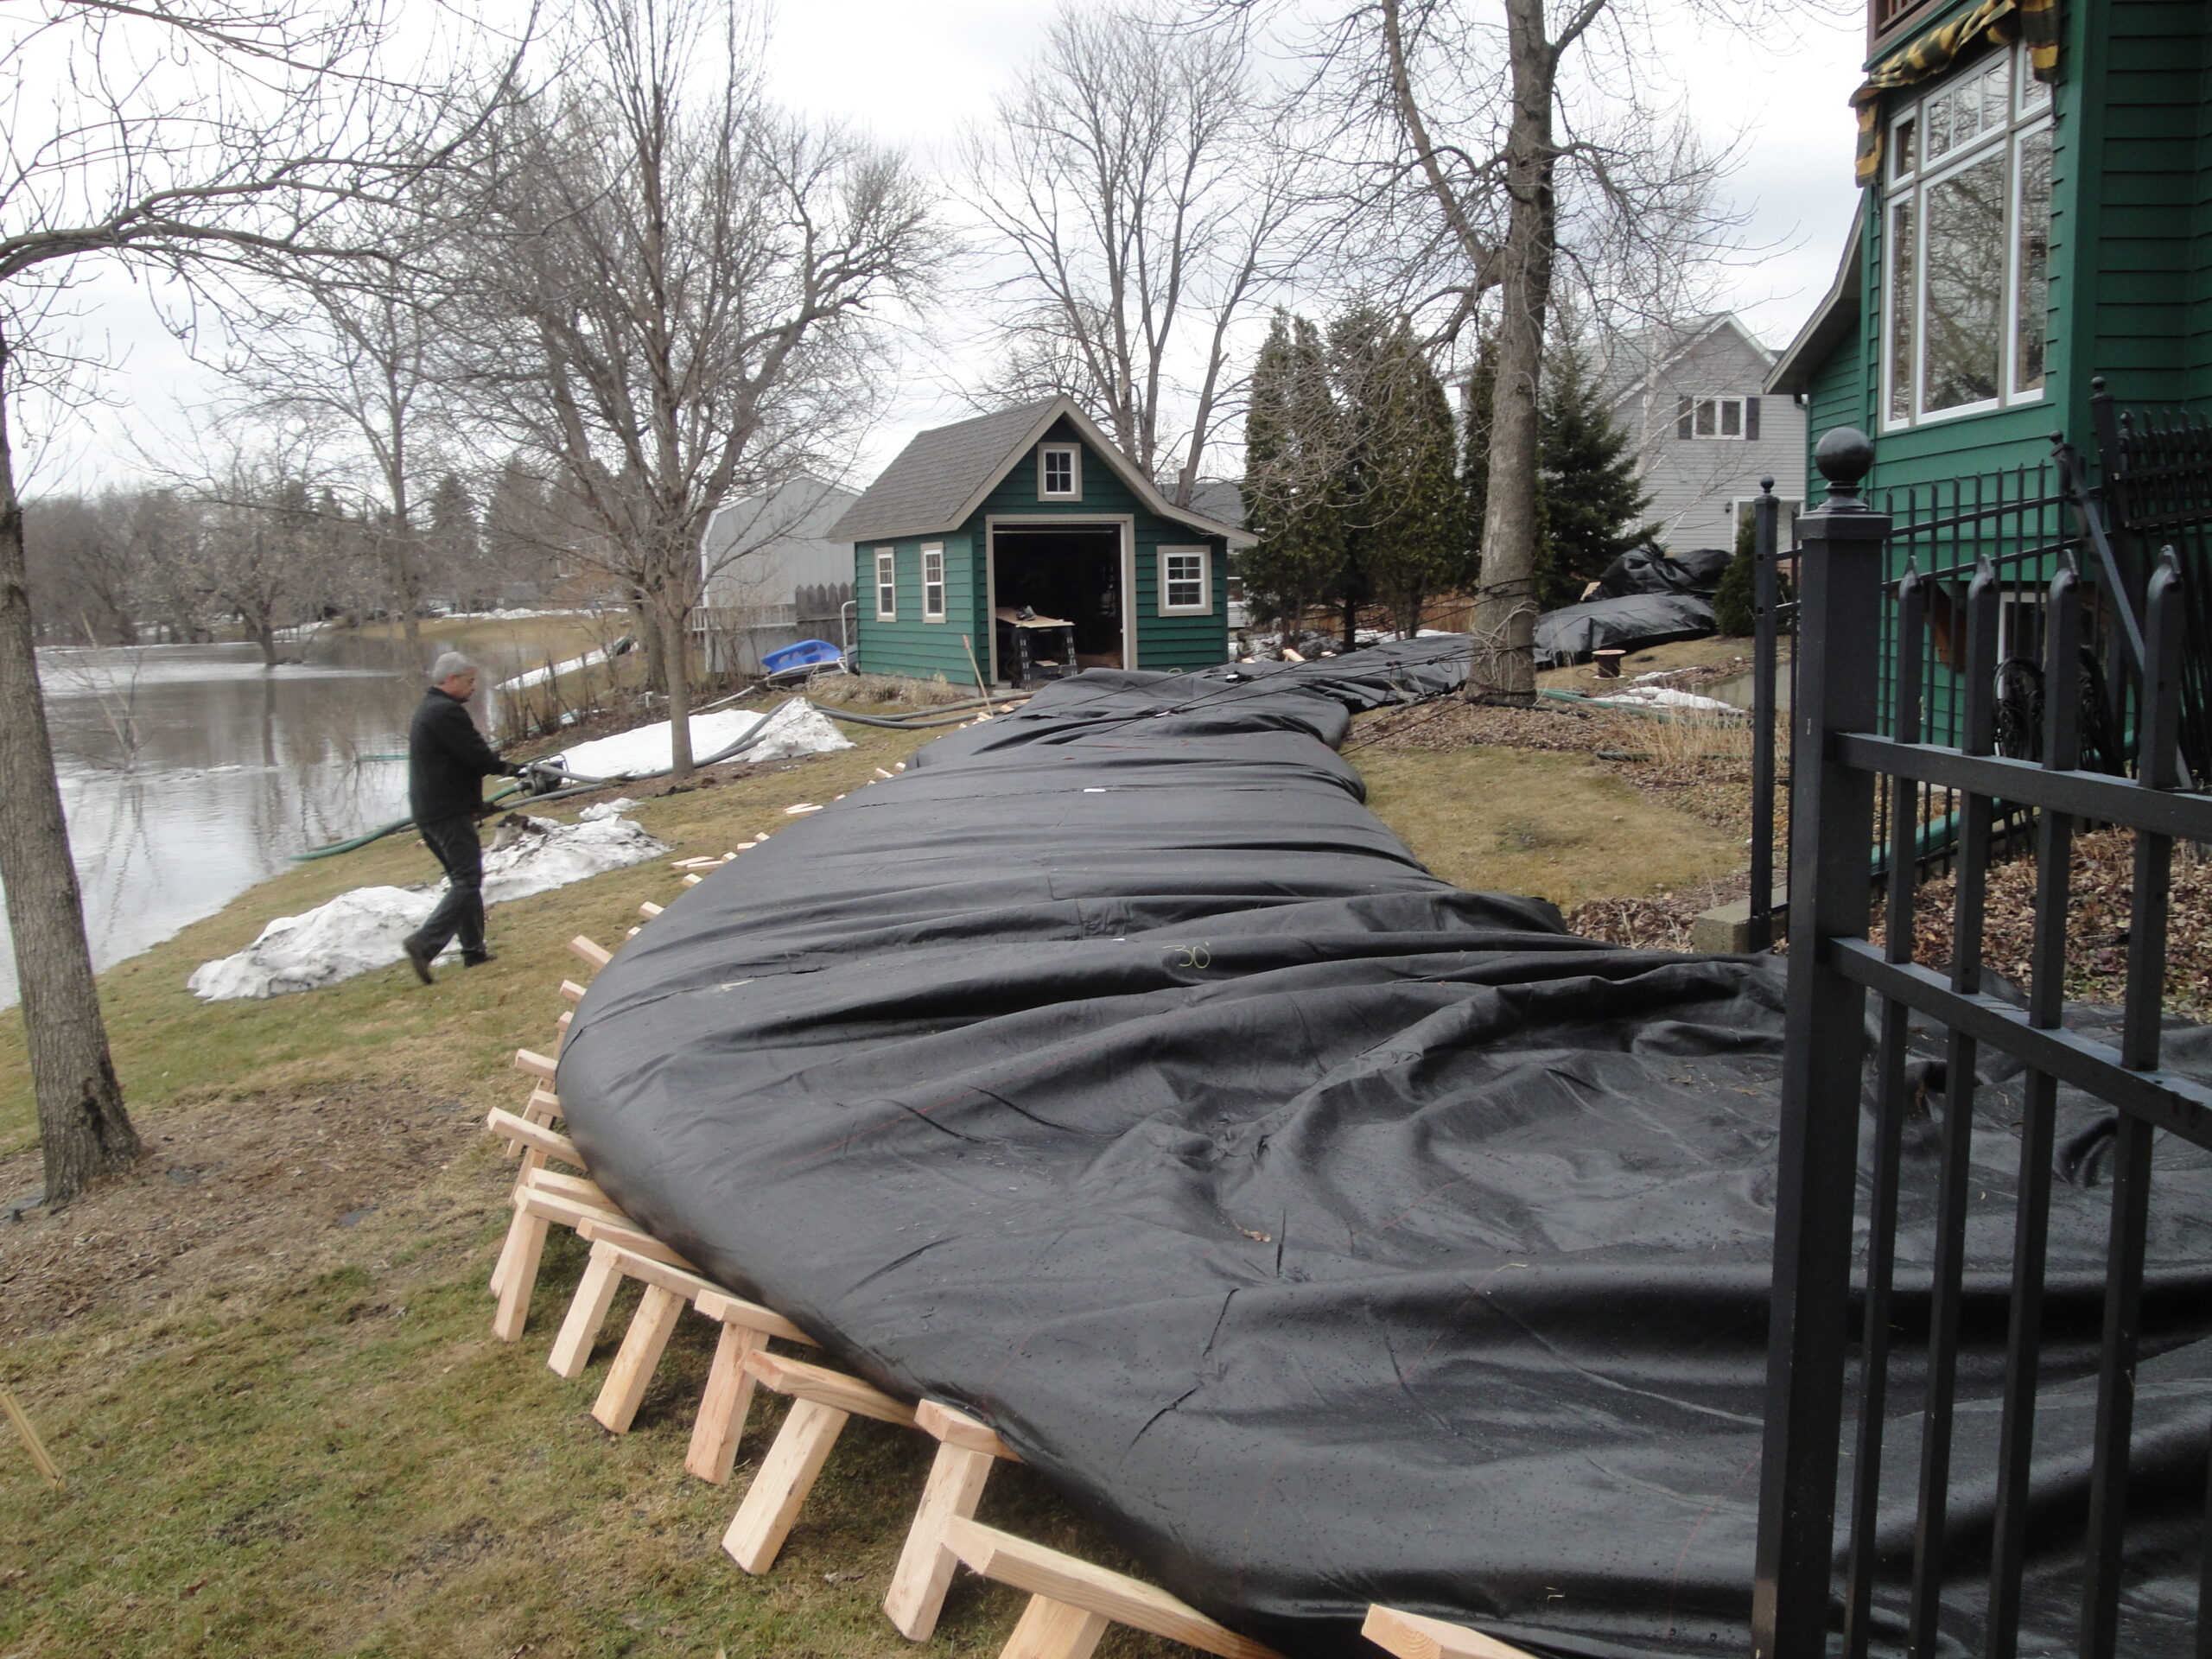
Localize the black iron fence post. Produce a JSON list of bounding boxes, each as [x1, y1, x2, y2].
[[1748, 479, 1782, 950], [1751, 430, 1887, 1659]]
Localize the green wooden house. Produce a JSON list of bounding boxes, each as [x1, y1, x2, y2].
[[1763, 0, 2212, 763], [1767, 0, 2209, 494], [828, 397, 1251, 686]]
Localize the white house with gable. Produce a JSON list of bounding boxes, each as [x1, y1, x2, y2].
[[1602, 314, 1808, 553], [695, 474, 860, 673]]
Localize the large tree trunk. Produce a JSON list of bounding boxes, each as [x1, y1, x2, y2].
[[0, 341, 140, 1204], [1465, 0, 1559, 707], [659, 594, 694, 774]]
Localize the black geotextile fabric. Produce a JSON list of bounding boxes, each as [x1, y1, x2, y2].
[[1592, 546, 1732, 601], [1534, 594, 1718, 666], [557, 641, 2212, 1659]]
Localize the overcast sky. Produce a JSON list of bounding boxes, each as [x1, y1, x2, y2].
[[27, 0, 1868, 498]]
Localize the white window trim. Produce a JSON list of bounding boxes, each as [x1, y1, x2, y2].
[[1880, 42, 2050, 432], [874, 548, 897, 622], [1688, 396, 1749, 440], [1157, 546, 1211, 616], [1038, 443, 1082, 500], [920, 543, 946, 623]]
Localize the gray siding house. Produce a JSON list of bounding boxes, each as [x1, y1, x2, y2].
[[1604, 314, 1809, 551], [696, 475, 859, 673]]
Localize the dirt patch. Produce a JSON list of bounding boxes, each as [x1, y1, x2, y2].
[[1885, 829, 2212, 1019], [0, 1082, 492, 1342]]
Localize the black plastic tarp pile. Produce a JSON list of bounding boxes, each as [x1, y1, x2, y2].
[[558, 643, 2212, 1658], [1533, 593, 1719, 666], [1592, 546, 1732, 601]]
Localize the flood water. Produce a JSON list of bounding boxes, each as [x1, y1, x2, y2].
[[3, 626, 572, 1007]]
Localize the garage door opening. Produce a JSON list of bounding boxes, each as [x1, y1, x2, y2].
[[989, 526, 1124, 680]]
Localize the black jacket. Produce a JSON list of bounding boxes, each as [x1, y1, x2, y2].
[[409, 688, 515, 823]]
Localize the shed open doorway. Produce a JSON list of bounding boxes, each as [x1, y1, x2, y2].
[[988, 525, 1125, 682]]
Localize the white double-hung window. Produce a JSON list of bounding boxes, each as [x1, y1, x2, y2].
[[921, 544, 945, 622], [875, 549, 897, 621], [1883, 42, 2053, 429], [1158, 547, 1210, 615]]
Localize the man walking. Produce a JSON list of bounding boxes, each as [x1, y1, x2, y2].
[[402, 652, 524, 983]]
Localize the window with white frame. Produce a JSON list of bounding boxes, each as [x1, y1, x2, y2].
[[1678, 396, 1758, 440], [874, 549, 896, 621], [1158, 547, 1210, 615], [1883, 43, 2052, 429], [921, 544, 945, 622], [1038, 443, 1081, 499]]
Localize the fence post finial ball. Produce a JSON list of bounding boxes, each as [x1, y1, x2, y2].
[[1813, 427, 1874, 510]]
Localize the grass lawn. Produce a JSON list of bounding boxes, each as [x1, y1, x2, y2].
[[0, 689, 1745, 1656], [1354, 745, 1743, 910]]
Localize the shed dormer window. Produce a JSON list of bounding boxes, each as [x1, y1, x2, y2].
[[1038, 444, 1081, 499]]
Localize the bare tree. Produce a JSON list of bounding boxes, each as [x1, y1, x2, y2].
[[0, 0, 518, 1201], [966, 5, 1296, 505], [218, 217, 453, 660], [448, 0, 943, 772], [1240, 0, 1732, 701]]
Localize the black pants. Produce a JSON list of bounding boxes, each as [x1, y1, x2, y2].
[[411, 814, 487, 962]]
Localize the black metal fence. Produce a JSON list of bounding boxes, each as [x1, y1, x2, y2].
[[2092, 380, 2212, 788], [1745, 394, 2212, 918], [1751, 428, 2212, 1659]]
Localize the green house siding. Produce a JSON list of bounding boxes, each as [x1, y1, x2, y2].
[[853, 531, 982, 686], [854, 415, 1230, 679], [1798, 0, 2212, 506]]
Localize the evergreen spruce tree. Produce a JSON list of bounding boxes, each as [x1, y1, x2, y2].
[[1531, 334, 1656, 611], [1240, 311, 1344, 643], [1366, 323, 1464, 639], [1713, 508, 1758, 637], [1325, 306, 1389, 650]]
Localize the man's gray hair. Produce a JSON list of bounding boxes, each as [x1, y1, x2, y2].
[[429, 652, 477, 682]]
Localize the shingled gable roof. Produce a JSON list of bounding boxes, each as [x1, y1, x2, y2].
[[827, 395, 1254, 546]]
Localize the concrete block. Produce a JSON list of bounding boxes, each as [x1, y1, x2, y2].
[[1690, 890, 1789, 954]]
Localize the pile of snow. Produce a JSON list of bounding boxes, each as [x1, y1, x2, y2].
[[480, 813, 666, 905], [188, 813, 670, 1000], [1586, 684, 1743, 715], [187, 886, 440, 1001], [498, 636, 634, 692], [577, 796, 637, 822], [550, 696, 850, 780]]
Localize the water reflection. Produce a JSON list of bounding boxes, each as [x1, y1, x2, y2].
[[3, 627, 561, 1007]]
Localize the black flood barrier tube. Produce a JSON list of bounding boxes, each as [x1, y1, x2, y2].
[[556, 637, 2212, 1659]]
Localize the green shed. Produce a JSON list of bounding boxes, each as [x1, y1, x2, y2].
[[828, 397, 1251, 686]]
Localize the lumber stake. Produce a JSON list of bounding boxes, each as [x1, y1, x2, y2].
[[2, 1387, 62, 1489], [960, 633, 995, 713]]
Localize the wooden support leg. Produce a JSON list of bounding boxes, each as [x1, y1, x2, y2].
[[547, 1242, 626, 1379], [489, 1200, 534, 1300], [591, 1282, 686, 1433], [884, 1440, 996, 1640], [721, 1397, 849, 1573], [491, 1211, 550, 1342], [1001, 1598, 1109, 1659], [684, 1321, 764, 1485]]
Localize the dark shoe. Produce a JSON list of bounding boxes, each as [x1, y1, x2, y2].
[[403, 936, 436, 985], [462, 949, 498, 968]]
